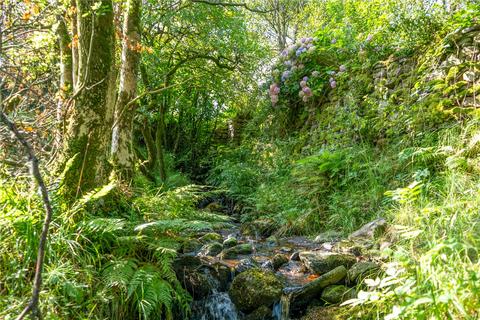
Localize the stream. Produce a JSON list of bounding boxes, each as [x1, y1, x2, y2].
[[178, 199, 384, 320]]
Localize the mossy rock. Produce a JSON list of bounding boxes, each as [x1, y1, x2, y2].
[[290, 266, 347, 314], [182, 238, 203, 253], [199, 242, 223, 257], [299, 252, 356, 274], [321, 285, 356, 304], [223, 236, 238, 248], [220, 243, 254, 259], [347, 262, 380, 284], [229, 269, 283, 313], [199, 232, 223, 244], [314, 231, 343, 243], [272, 254, 289, 270], [234, 258, 260, 275]]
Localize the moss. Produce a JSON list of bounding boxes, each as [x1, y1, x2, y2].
[[229, 269, 283, 312]]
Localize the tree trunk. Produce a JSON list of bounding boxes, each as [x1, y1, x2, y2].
[[155, 105, 167, 182], [62, 0, 115, 201], [111, 0, 141, 181], [56, 15, 73, 142]]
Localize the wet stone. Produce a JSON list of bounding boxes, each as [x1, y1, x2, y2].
[[299, 251, 356, 274], [199, 242, 223, 257], [321, 285, 356, 304]]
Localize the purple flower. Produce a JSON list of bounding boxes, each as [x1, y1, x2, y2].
[[302, 87, 312, 96], [284, 60, 292, 67], [281, 71, 291, 81], [301, 38, 307, 43], [366, 34, 373, 42], [273, 87, 280, 94], [330, 80, 337, 88], [303, 76, 309, 82], [329, 77, 335, 82], [331, 38, 337, 44], [307, 37, 314, 43], [339, 65, 346, 72]]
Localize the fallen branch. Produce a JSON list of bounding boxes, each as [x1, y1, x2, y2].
[[0, 108, 54, 320]]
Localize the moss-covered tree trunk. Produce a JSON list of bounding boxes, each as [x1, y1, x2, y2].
[[62, 0, 115, 200], [111, 0, 141, 181], [111, 0, 141, 182]]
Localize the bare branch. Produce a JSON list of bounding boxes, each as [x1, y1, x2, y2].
[[0, 106, 54, 320]]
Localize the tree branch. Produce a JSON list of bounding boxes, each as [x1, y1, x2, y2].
[[0, 107, 54, 320]]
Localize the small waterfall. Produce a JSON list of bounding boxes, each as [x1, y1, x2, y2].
[[191, 291, 239, 320], [272, 288, 297, 320], [190, 269, 239, 320]]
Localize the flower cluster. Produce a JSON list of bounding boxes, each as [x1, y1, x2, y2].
[[269, 83, 280, 105], [298, 76, 313, 102]]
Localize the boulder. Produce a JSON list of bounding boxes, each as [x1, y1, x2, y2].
[[272, 254, 289, 270], [299, 251, 356, 274], [321, 285, 356, 304], [182, 238, 203, 253], [223, 236, 238, 248], [347, 261, 380, 284], [349, 218, 387, 239], [229, 269, 283, 313], [220, 243, 254, 259], [235, 258, 260, 275], [289, 266, 347, 314], [199, 232, 223, 243], [314, 231, 343, 243], [199, 242, 223, 257]]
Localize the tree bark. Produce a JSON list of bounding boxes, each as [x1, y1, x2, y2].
[[111, 0, 141, 181], [56, 15, 73, 141], [62, 0, 115, 201]]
